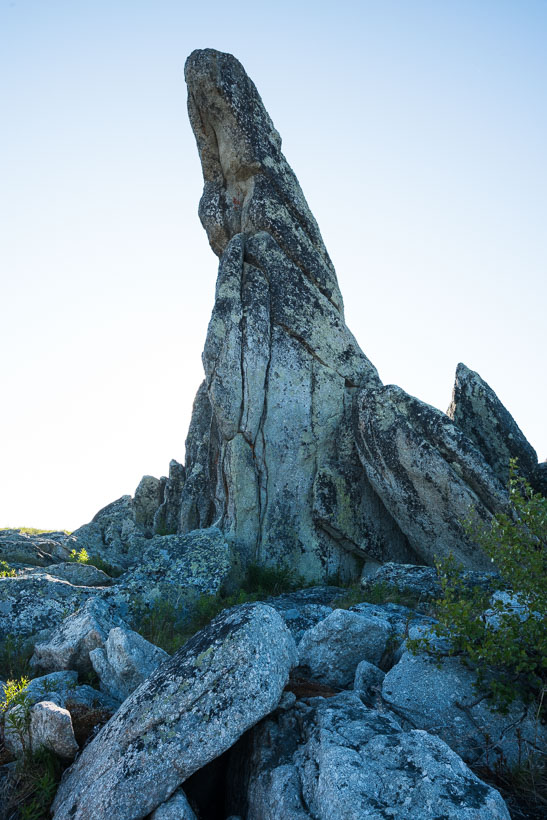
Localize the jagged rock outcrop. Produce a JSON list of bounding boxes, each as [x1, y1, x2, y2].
[[52, 602, 297, 820], [133, 475, 163, 535], [182, 48, 415, 580], [153, 459, 186, 535], [109, 526, 236, 611], [447, 362, 540, 487], [354, 384, 509, 569]]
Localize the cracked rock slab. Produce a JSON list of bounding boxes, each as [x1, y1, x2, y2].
[[232, 691, 510, 819], [382, 650, 547, 766], [52, 602, 297, 820]]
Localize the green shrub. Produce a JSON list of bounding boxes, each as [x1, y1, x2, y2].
[[409, 460, 547, 713], [0, 560, 16, 578], [69, 547, 89, 564]]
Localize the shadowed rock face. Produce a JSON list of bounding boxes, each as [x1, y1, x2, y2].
[[181, 48, 413, 580], [447, 363, 539, 486]]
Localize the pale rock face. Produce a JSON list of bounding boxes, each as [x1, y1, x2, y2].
[[382, 650, 547, 766], [30, 597, 126, 675], [183, 48, 414, 581], [447, 362, 538, 486], [296, 608, 391, 688], [5, 700, 79, 759], [52, 602, 297, 820], [232, 692, 510, 819], [90, 626, 169, 702], [355, 384, 509, 569]]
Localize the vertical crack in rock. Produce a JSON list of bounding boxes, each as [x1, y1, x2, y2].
[[182, 48, 518, 578], [183, 48, 412, 580]]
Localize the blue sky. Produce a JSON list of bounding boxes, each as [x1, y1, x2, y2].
[[1, 0, 546, 529]]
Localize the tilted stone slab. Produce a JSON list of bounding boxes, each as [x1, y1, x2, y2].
[[52, 602, 297, 820], [447, 362, 538, 486], [355, 384, 509, 569]]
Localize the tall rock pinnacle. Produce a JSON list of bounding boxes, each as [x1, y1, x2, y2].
[[182, 49, 413, 580]]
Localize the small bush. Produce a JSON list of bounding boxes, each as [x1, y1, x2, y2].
[[408, 460, 547, 713], [0, 559, 16, 577], [69, 547, 89, 564]]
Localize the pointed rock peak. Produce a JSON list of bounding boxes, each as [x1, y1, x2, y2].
[[447, 362, 538, 484], [184, 48, 343, 310]]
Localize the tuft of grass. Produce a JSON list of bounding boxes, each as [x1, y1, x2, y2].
[[4, 746, 65, 820], [133, 562, 304, 654], [332, 581, 425, 611], [0, 634, 33, 681], [473, 755, 547, 820], [68, 547, 123, 578]]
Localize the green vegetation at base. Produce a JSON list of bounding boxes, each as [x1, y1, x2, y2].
[[0, 634, 33, 681], [332, 581, 426, 612], [0, 560, 16, 578], [133, 562, 308, 655], [408, 460, 546, 713], [68, 547, 123, 578]]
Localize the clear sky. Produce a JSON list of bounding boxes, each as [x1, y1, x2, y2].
[[1, 0, 546, 531]]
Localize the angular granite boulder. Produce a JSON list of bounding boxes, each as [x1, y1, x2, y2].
[[52, 602, 297, 820], [230, 691, 510, 819], [355, 384, 509, 569], [447, 362, 539, 486]]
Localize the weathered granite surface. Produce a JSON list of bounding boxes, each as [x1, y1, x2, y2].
[[447, 362, 539, 486], [52, 602, 297, 820], [355, 384, 509, 569], [181, 48, 415, 581]]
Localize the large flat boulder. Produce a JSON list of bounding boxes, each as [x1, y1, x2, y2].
[[0, 529, 73, 566], [382, 649, 547, 766], [52, 602, 297, 820], [0, 571, 107, 649]]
